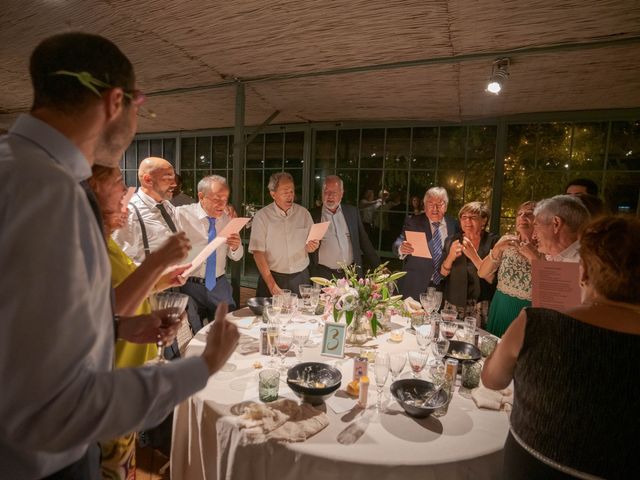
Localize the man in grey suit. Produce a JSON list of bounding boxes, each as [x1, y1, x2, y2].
[[310, 175, 380, 279]]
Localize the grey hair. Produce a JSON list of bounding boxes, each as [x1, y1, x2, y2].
[[197, 175, 228, 194], [268, 172, 294, 192], [424, 186, 449, 206], [323, 175, 344, 191], [534, 195, 590, 232]]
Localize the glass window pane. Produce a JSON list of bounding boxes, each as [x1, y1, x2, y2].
[[284, 131, 304, 169], [163, 138, 176, 165], [412, 127, 438, 169], [335, 170, 359, 206], [290, 169, 303, 204], [244, 170, 264, 206], [537, 123, 572, 170], [506, 124, 538, 170], [383, 170, 409, 211], [180, 137, 195, 171], [196, 136, 212, 170], [150, 139, 163, 158], [212, 136, 229, 170], [409, 171, 436, 201], [265, 133, 283, 169], [125, 143, 137, 170], [136, 139, 149, 164], [438, 127, 466, 170], [385, 128, 411, 170], [315, 130, 336, 169], [608, 121, 640, 170], [246, 134, 264, 168], [604, 172, 639, 214], [438, 169, 465, 215], [571, 123, 606, 170], [464, 167, 494, 207], [360, 129, 385, 168], [125, 170, 137, 187], [337, 129, 360, 168], [181, 170, 195, 198]]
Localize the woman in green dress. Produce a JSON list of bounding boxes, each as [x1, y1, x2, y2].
[[479, 201, 542, 337]]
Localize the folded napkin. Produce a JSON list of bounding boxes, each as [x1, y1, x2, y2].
[[404, 297, 423, 314], [229, 399, 329, 444], [471, 382, 513, 412]]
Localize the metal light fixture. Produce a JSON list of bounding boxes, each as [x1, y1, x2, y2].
[[487, 58, 510, 94]]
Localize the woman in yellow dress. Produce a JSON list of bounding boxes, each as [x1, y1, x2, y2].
[[89, 165, 190, 479]]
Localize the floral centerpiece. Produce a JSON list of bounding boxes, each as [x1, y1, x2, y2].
[[311, 262, 406, 344]]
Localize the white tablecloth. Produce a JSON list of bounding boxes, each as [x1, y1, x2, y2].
[[171, 308, 509, 480]]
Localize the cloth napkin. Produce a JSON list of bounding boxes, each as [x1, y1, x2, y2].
[[471, 382, 513, 412], [228, 399, 329, 444], [404, 297, 423, 313]]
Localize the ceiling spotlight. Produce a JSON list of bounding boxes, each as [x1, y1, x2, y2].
[[487, 58, 510, 94]]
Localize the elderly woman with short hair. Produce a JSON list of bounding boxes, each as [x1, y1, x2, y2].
[[482, 215, 640, 478], [440, 201, 498, 324]]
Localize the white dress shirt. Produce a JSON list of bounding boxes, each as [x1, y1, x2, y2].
[[0, 114, 209, 479], [249, 203, 313, 274], [546, 240, 581, 263], [175, 202, 244, 278], [318, 204, 353, 269], [112, 189, 182, 265]]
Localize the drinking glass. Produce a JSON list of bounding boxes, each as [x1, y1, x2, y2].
[[276, 331, 293, 369], [258, 369, 280, 402], [280, 294, 297, 325], [462, 361, 481, 389], [299, 284, 312, 312], [407, 350, 428, 378], [389, 353, 406, 381], [147, 292, 189, 365], [479, 335, 498, 357], [416, 325, 431, 352], [419, 292, 434, 314], [308, 289, 320, 316], [431, 338, 450, 367], [374, 353, 390, 412], [431, 291, 443, 313], [440, 321, 458, 340], [266, 321, 280, 367], [293, 329, 310, 357], [440, 308, 458, 322], [463, 316, 477, 343]]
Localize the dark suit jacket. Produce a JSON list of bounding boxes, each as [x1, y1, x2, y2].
[[442, 230, 499, 308], [397, 214, 460, 300], [310, 204, 380, 273]]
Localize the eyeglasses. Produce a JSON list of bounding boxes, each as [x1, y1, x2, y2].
[[52, 70, 155, 118], [460, 214, 481, 222], [426, 202, 445, 210]]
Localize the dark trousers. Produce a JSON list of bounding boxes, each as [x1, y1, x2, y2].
[[256, 269, 310, 297], [41, 444, 100, 480], [311, 263, 346, 280], [180, 276, 236, 332]]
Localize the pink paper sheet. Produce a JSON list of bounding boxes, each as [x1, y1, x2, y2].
[[532, 260, 581, 310], [405, 231, 431, 258], [306, 221, 330, 242], [218, 217, 250, 238]]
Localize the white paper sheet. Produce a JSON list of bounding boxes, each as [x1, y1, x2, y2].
[[218, 217, 251, 238], [182, 237, 227, 277], [306, 221, 330, 242]]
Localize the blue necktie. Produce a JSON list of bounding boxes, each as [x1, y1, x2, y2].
[[205, 217, 217, 291], [431, 222, 443, 285]]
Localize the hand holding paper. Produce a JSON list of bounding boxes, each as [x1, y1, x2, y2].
[[306, 221, 330, 242], [218, 217, 250, 238], [405, 231, 431, 258]]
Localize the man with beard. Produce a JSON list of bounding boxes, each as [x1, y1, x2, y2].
[[0, 32, 239, 479], [113, 156, 181, 265]]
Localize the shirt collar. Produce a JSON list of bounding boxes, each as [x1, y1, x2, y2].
[[558, 240, 580, 259], [9, 114, 90, 182], [136, 188, 165, 208], [323, 204, 342, 216], [272, 202, 295, 217]]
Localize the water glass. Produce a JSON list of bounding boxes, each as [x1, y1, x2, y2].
[[293, 329, 310, 357], [276, 332, 293, 369], [463, 316, 477, 343], [389, 353, 406, 380], [440, 321, 458, 340], [258, 369, 280, 402], [299, 284, 312, 312], [430, 338, 450, 367], [374, 353, 390, 412], [416, 325, 431, 352], [410, 311, 426, 329], [308, 289, 320, 315], [419, 292, 433, 314], [479, 335, 498, 357], [440, 308, 458, 322], [407, 350, 428, 378], [461, 362, 481, 389]]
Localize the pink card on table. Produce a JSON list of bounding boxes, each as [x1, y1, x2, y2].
[[218, 217, 250, 238], [532, 260, 581, 310], [405, 231, 431, 258], [306, 221, 330, 242]]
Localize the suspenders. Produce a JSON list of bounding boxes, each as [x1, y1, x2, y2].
[[130, 201, 151, 259]]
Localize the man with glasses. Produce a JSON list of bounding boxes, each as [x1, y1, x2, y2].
[[0, 32, 239, 479], [176, 175, 243, 330], [113, 156, 182, 265], [395, 187, 460, 300], [310, 175, 380, 279]]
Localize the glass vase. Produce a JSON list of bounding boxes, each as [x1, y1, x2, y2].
[[346, 314, 371, 346]]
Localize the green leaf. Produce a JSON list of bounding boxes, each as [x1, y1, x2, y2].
[[387, 271, 407, 282], [332, 306, 339, 323], [371, 316, 378, 336], [345, 310, 354, 326], [310, 277, 332, 287]]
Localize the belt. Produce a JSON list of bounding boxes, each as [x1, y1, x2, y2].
[[187, 275, 224, 286]]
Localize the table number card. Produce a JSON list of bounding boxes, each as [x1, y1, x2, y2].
[[321, 322, 346, 358]]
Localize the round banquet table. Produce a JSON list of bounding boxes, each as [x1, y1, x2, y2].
[[170, 308, 509, 480]]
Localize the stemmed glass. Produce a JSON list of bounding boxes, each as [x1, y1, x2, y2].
[[280, 294, 297, 326], [147, 292, 189, 365], [374, 353, 390, 413], [293, 329, 310, 358], [419, 292, 434, 314], [407, 350, 428, 378], [431, 338, 450, 368], [299, 284, 312, 313], [308, 288, 320, 316], [416, 325, 431, 352], [276, 331, 293, 370], [389, 353, 407, 381], [430, 291, 443, 313], [266, 319, 280, 367]]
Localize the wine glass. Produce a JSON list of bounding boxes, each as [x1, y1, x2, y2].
[[431, 338, 450, 368], [308, 288, 320, 316], [293, 328, 310, 357], [374, 353, 390, 412], [280, 294, 297, 326], [407, 350, 428, 378], [389, 353, 407, 381], [419, 292, 434, 314], [440, 307, 458, 322], [416, 325, 431, 352], [431, 291, 443, 313], [266, 321, 280, 367], [147, 292, 189, 365], [276, 331, 293, 369], [299, 284, 312, 313], [440, 321, 458, 340]]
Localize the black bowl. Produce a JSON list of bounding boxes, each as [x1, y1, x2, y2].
[[445, 340, 481, 365], [247, 297, 270, 316], [286, 362, 342, 405], [391, 379, 449, 418]]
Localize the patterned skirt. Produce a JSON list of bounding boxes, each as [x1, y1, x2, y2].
[[486, 289, 531, 337]]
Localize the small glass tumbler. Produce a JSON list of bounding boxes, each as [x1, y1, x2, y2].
[[410, 311, 425, 329], [258, 369, 280, 402], [461, 362, 481, 389], [479, 335, 499, 357]]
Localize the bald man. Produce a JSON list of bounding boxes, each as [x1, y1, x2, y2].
[[113, 156, 181, 264]]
